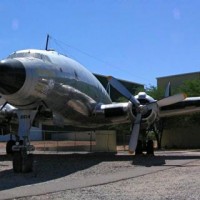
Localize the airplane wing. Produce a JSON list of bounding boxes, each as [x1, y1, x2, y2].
[[0, 96, 6, 106], [159, 97, 200, 117]]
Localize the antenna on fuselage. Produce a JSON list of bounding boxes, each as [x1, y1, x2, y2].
[[45, 34, 50, 50]]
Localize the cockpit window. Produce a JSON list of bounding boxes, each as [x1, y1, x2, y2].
[[7, 52, 51, 63]]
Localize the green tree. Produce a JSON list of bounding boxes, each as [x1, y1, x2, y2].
[[178, 79, 200, 97], [145, 85, 164, 100]]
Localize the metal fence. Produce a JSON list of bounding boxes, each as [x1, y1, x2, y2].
[[0, 130, 129, 153], [33, 131, 96, 152]]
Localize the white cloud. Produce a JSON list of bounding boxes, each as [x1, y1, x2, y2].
[[173, 8, 181, 20]]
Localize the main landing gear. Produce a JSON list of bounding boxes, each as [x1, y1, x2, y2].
[[9, 110, 37, 173], [135, 139, 154, 156], [135, 129, 155, 156]]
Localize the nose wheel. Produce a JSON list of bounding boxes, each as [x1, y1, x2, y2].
[[11, 110, 37, 173], [6, 139, 15, 154], [13, 150, 33, 173]]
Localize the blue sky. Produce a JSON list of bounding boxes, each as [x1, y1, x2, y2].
[[1, 1, 200, 87]]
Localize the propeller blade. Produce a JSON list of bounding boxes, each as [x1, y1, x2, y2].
[[164, 82, 171, 97], [157, 93, 186, 107], [129, 113, 141, 153], [107, 76, 140, 107]]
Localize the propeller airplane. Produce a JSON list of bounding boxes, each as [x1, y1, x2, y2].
[[0, 48, 200, 173]]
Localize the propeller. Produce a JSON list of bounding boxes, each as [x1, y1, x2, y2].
[[107, 76, 186, 153], [157, 93, 186, 107], [107, 76, 144, 153], [107, 76, 140, 108], [129, 113, 141, 153], [161, 81, 186, 106], [164, 82, 171, 97]]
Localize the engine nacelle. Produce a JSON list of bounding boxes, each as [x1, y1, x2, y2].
[[140, 103, 158, 129], [93, 102, 135, 124], [0, 58, 56, 109]]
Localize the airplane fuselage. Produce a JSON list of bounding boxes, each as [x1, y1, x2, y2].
[[0, 49, 134, 127], [0, 48, 195, 173]]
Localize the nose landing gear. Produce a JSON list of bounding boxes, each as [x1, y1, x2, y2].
[[12, 136, 35, 173], [11, 110, 37, 173]]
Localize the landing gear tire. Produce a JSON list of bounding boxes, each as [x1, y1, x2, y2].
[[13, 152, 22, 173], [6, 140, 15, 155], [146, 140, 154, 155], [135, 140, 143, 155], [13, 151, 33, 173], [22, 153, 33, 173]]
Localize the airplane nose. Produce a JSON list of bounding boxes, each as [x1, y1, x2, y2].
[[0, 59, 26, 95]]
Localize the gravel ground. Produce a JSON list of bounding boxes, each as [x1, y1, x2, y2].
[[0, 149, 200, 200], [17, 159, 200, 200]]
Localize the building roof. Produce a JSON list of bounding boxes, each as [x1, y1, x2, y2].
[[94, 73, 144, 101], [157, 71, 200, 80], [93, 73, 144, 87]]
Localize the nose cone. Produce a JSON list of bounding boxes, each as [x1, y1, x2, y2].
[[0, 59, 26, 95]]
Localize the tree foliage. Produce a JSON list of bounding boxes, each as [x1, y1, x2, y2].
[[145, 85, 164, 100], [177, 79, 200, 97], [145, 79, 200, 99]]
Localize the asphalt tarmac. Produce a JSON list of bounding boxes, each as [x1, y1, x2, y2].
[[0, 149, 200, 200]]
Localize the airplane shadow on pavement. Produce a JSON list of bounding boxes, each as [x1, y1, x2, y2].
[[132, 152, 200, 167], [0, 153, 132, 191], [0, 152, 200, 191]]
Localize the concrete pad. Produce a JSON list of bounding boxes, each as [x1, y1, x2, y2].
[[0, 150, 199, 199]]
